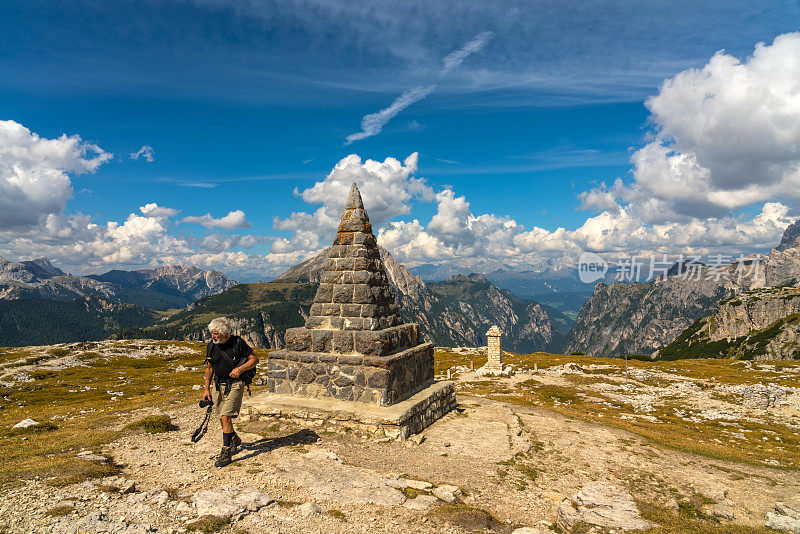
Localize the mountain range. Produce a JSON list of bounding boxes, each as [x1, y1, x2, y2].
[[274, 246, 564, 353], [0, 257, 236, 346], [563, 221, 800, 358]]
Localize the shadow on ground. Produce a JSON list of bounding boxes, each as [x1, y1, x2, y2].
[[235, 429, 320, 461]]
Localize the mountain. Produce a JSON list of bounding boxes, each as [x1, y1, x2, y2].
[[88, 265, 237, 309], [425, 274, 562, 353], [0, 296, 158, 347], [273, 247, 560, 352], [562, 221, 800, 358], [0, 257, 237, 310], [115, 283, 317, 349], [658, 286, 800, 360]]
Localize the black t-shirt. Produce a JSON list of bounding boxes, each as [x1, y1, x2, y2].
[[206, 335, 252, 381]]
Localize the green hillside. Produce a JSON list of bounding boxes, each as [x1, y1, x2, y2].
[[0, 297, 158, 346], [116, 282, 317, 341]]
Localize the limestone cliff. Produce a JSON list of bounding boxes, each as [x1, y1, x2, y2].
[[658, 286, 800, 360], [561, 219, 800, 358]]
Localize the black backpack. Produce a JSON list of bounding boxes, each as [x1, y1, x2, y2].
[[206, 336, 257, 388]]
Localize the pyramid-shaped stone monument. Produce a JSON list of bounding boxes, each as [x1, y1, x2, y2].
[[250, 183, 455, 438]]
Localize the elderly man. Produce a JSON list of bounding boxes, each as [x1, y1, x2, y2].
[[202, 317, 259, 467]]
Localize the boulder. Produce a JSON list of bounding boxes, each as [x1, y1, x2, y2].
[[192, 486, 274, 518], [767, 503, 800, 533], [557, 481, 653, 532]]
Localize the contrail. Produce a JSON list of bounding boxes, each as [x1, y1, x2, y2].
[[345, 31, 494, 145]]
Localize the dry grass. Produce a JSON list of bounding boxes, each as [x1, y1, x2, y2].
[[0, 340, 244, 488]]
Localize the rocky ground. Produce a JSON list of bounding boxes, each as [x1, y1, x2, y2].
[[1, 341, 799, 533]]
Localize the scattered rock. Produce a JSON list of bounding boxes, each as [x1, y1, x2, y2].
[[77, 450, 106, 462], [767, 503, 800, 533], [296, 502, 323, 516], [12, 418, 38, 429], [410, 434, 425, 445], [703, 499, 736, 521], [192, 485, 274, 518], [432, 485, 461, 503], [556, 481, 653, 533], [402, 494, 438, 511], [388, 478, 433, 491]]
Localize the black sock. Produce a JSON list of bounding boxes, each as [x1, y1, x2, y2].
[[223, 432, 232, 447]]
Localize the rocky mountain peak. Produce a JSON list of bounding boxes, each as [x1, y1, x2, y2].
[[775, 219, 800, 252]]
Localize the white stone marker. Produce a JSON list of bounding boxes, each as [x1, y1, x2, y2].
[[486, 325, 503, 371]]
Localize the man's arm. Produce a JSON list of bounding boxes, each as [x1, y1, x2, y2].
[[229, 352, 258, 378], [203, 361, 213, 400]]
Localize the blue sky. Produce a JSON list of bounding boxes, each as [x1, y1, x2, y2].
[[1, 1, 799, 280]]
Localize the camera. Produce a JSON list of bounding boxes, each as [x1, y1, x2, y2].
[[199, 399, 213, 408]]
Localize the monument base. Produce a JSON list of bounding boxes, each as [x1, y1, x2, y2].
[[241, 380, 457, 440]]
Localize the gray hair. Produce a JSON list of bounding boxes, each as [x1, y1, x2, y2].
[[208, 317, 232, 336]]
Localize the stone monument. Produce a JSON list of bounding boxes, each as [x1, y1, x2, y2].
[[475, 325, 513, 377], [245, 183, 456, 438], [486, 325, 503, 371]]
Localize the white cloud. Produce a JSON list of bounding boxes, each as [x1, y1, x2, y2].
[[345, 31, 494, 144], [584, 33, 800, 221], [441, 31, 494, 74], [130, 145, 154, 162], [0, 120, 112, 230], [273, 152, 433, 257], [182, 210, 252, 230], [140, 203, 180, 218]]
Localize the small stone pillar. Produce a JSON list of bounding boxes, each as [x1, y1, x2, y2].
[[486, 325, 503, 371]]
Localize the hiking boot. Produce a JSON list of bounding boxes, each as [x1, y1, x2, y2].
[[230, 433, 242, 455], [214, 446, 232, 468]]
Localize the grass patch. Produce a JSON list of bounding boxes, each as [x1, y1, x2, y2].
[[326, 509, 347, 521], [430, 503, 507, 532], [8, 422, 58, 436], [48, 459, 120, 487], [44, 505, 74, 517], [125, 415, 172, 434], [186, 515, 230, 533], [637, 499, 780, 533]]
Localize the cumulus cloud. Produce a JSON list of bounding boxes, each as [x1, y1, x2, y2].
[[140, 203, 180, 218], [273, 152, 433, 257], [130, 145, 154, 162], [0, 120, 112, 230], [182, 210, 252, 230], [345, 31, 494, 144], [583, 33, 800, 221]]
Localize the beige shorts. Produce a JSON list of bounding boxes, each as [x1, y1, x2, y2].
[[212, 381, 245, 418]]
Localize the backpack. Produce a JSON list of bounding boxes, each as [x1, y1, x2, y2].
[[206, 336, 257, 388]]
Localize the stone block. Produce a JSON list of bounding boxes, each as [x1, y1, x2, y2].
[[367, 369, 389, 388], [297, 366, 316, 384], [352, 284, 374, 304], [351, 232, 376, 246], [332, 330, 354, 352], [341, 303, 362, 317], [320, 271, 344, 284], [338, 354, 364, 365], [314, 282, 334, 302], [361, 304, 380, 317], [327, 245, 347, 258], [321, 303, 342, 316], [333, 232, 353, 245], [343, 317, 365, 330], [309, 303, 323, 316], [331, 258, 356, 271], [338, 220, 368, 232], [284, 328, 311, 351], [311, 330, 333, 352], [333, 284, 355, 303]]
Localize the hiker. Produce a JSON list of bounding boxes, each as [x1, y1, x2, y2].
[[202, 317, 258, 467]]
